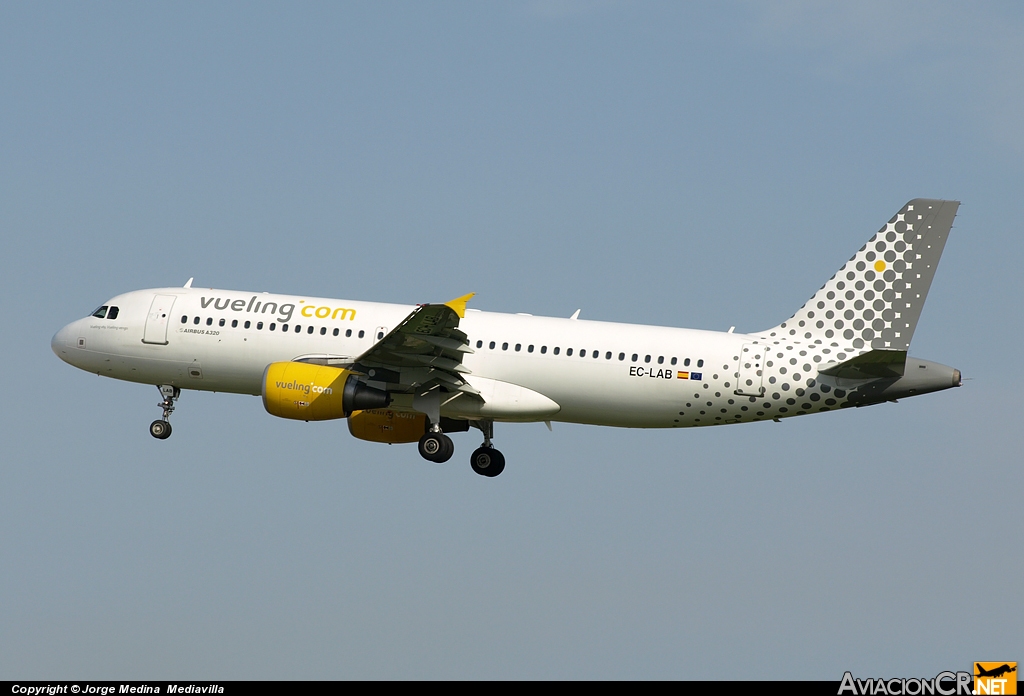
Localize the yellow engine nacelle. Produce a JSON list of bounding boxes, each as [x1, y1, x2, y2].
[[348, 409, 427, 443], [262, 362, 389, 421]]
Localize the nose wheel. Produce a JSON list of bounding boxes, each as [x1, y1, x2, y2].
[[150, 384, 180, 440]]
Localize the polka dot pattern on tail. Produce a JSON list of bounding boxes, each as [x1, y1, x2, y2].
[[762, 199, 959, 353]]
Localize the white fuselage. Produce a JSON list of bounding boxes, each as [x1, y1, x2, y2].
[[53, 287, 764, 428]]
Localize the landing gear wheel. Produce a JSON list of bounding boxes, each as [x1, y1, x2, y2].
[[470, 447, 505, 477], [152, 385, 179, 440], [418, 433, 453, 463]]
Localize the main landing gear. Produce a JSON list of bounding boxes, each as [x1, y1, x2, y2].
[[469, 420, 505, 477], [418, 431, 454, 463], [149, 384, 179, 440], [470, 446, 505, 478], [416, 419, 506, 476]]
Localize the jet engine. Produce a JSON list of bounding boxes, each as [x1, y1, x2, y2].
[[348, 409, 428, 443], [262, 362, 389, 421]]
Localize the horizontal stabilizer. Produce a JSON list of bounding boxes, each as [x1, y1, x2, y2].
[[818, 349, 906, 379]]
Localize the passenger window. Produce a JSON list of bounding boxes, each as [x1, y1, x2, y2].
[[671, 357, 677, 365], [515, 344, 521, 352], [245, 321, 251, 329], [567, 348, 573, 356], [605, 352, 611, 359], [91, 306, 108, 319], [541, 346, 547, 354], [181, 316, 188, 324], [502, 342, 508, 351], [320, 327, 326, 335], [107, 306, 119, 320], [219, 318, 225, 327], [309, 326, 315, 334], [489, 341, 496, 349], [377, 331, 384, 340], [231, 319, 238, 328], [295, 325, 301, 333], [206, 318, 213, 326], [270, 323, 276, 331], [554, 347, 560, 355], [697, 359, 704, 367], [618, 353, 625, 361], [657, 356, 664, 364], [476, 340, 483, 348], [346, 329, 352, 337], [684, 358, 691, 366], [631, 354, 638, 362], [333, 328, 339, 336], [528, 345, 534, 353], [644, 355, 651, 363], [193, 316, 200, 325], [592, 350, 598, 358], [358, 330, 365, 338], [282, 324, 289, 332], [256, 322, 262, 330]]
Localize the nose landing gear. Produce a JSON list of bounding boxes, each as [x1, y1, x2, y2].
[[150, 384, 179, 440]]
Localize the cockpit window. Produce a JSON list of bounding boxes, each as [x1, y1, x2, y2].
[[92, 306, 108, 319], [107, 306, 119, 320]]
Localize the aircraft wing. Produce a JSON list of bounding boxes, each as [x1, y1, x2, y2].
[[350, 293, 481, 397]]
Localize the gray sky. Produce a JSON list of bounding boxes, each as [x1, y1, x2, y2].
[[2, 1, 1021, 679]]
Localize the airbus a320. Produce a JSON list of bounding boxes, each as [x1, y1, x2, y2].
[[53, 199, 963, 477]]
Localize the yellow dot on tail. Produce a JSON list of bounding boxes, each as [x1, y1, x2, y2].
[[874, 260, 886, 272]]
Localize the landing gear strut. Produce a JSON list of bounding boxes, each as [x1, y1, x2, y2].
[[469, 420, 505, 477], [150, 384, 179, 440], [414, 389, 453, 463]]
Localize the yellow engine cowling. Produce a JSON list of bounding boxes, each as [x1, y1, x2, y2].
[[262, 362, 389, 421], [347, 409, 427, 443]]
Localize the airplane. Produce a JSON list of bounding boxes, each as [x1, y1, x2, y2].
[[52, 199, 962, 477], [975, 664, 1016, 679]]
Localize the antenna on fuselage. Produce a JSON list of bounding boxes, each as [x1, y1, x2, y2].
[[569, 309, 581, 320], [183, 277, 194, 288]]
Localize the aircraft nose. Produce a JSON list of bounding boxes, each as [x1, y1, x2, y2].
[[51, 322, 74, 361]]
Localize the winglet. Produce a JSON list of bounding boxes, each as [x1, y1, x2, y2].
[[184, 277, 194, 288], [444, 292, 476, 319]]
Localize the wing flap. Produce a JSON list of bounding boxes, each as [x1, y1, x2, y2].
[[352, 294, 479, 398]]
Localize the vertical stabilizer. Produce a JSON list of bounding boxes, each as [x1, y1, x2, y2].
[[761, 199, 959, 352]]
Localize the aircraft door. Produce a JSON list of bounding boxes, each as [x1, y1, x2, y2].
[[142, 294, 177, 345], [374, 326, 388, 342], [735, 343, 765, 397]]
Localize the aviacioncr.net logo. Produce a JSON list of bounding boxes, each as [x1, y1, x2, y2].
[[839, 671, 973, 696]]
